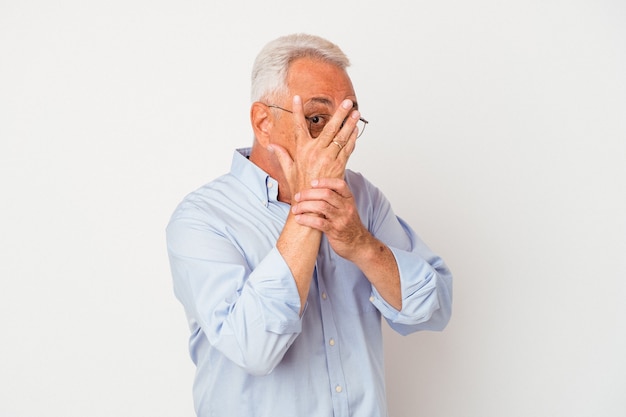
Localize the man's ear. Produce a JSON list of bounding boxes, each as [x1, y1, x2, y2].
[[250, 102, 273, 146]]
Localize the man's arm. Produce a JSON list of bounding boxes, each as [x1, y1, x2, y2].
[[292, 176, 453, 329], [275, 214, 322, 314], [269, 96, 363, 312], [166, 213, 303, 375], [291, 178, 402, 310]]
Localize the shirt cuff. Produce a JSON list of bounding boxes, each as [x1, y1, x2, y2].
[[246, 247, 303, 334], [371, 246, 443, 326]]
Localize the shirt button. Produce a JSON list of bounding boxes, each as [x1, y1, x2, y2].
[[322, 292, 327, 300], [329, 338, 335, 346], [335, 385, 343, 393], [369, 296, 375, 302], [268, 182, 273, 188]]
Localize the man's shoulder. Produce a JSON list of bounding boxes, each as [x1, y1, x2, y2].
[[170, 172, 242, 218], [178, 148, 252, 204]]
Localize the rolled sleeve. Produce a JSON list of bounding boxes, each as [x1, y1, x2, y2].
[[371, 219, 453, 335], [167, 212, 303, 375], [247, 247, 303, 334]]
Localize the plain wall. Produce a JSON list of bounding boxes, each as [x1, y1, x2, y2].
[[1, 1, 624, 416]]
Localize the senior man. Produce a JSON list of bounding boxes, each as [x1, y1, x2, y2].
[[166, 33, 453, 417]]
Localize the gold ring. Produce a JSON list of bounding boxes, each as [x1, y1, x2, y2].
[[332, 140, 344, 150]]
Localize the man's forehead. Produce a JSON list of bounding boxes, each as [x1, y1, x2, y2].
[[283, 59, 358, 110]]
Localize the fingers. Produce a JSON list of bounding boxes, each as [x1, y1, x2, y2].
[[311, 178, 352, 198], [291, 95, 361, 150], [291, 192, 342, 232], [291, 179, 358, 235], [322, 99, 360, 147], [290, 95, 312, 142], [292, 178, 352, 214], [326, 102, 360, 165], [335, 125, 358, 162]]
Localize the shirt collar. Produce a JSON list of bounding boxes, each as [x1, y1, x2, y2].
[[231, 147, 280, 206]]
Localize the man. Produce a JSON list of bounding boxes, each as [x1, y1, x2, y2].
[[166, 33, 453, 417]]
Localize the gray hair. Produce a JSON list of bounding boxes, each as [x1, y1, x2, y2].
[[250, 33, 351, 103]]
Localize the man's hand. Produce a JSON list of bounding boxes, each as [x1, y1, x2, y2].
[[270, 96, 361, 198], [271, 95, 403, 311], [291, 177, 403, 310], [290, 178, 368, 260]]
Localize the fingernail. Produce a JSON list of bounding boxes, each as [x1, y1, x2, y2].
[[351, 110, 360, 119], [311, 179, 319, 187], [342, 99, 353, 109], [294, 192, 300, 201]]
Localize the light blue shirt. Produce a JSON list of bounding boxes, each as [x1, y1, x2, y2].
[[166, 148, 453, 417]]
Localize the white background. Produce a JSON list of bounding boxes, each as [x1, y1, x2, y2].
[[1, 1, 625, 416]]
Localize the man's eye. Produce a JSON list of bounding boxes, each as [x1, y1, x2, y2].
[[306, 114, 330, 138], [308, 115, 328, 126]]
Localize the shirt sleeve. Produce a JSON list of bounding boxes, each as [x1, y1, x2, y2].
[[371, 216, 453, 335], [348, 171, 453, 336], [166, 208, 303, 376]]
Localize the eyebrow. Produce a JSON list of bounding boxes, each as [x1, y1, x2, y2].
[[305, 97, 359, 111]]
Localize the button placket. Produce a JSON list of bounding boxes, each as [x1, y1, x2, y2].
[[316, 267, 349, 415]]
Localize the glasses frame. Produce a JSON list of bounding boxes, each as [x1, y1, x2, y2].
[[266, 104, 369, 139]]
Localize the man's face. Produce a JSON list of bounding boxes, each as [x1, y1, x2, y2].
[[270, 57, 358, 155]]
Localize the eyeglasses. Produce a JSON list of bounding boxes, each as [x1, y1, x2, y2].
[[266, 104, 369, 139]]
